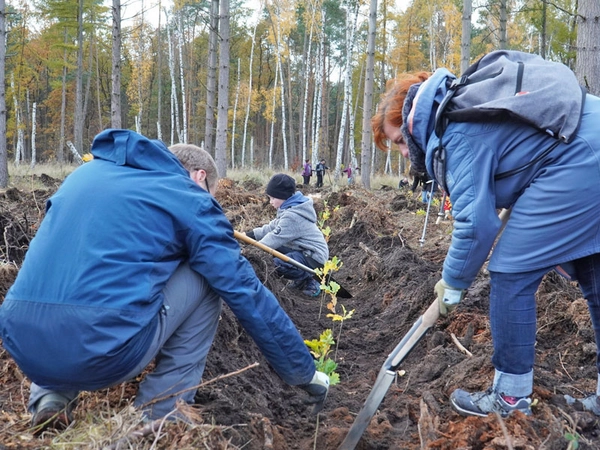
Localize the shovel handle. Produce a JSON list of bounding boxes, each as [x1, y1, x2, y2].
[[233, 231, 317, 275]]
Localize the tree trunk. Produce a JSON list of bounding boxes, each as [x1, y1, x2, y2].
[[111, 0, 122, 129], [59, 33, 68, 164], [360, 0, 377, 190], [0, 0, 7, 188], [231, 58, 240, 169], [575, 0, 600, 95], [177, 13, 187, 143], [74, 0, 84, 151], [242, 8, 260, 168], [215, 0, 229, 177], [499, 0, 507, 49], [30, 102, 36, 168], [205, 0, 219, 155], [460, 0, 472, 73]]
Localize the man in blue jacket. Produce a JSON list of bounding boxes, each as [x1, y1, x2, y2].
[[0, 130, 328, 434], [372, 51, 600, 418]]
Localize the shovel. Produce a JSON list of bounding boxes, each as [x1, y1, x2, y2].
[[234, 231, 353, 299], [339, 208, 512, 450]]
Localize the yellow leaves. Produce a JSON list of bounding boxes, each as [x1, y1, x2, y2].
[[82, 153, 93, 162], [326, 304, 355, 322]]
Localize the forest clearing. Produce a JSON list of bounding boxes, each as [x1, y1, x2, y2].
[[0, 172, 598, 449]]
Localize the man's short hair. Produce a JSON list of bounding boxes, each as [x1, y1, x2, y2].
[[169, 143, 219, 193]]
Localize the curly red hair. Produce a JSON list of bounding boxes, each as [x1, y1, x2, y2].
[[371, 72, 430, 151]]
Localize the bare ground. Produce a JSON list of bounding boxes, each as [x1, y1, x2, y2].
[[0, 174, 598, 449]]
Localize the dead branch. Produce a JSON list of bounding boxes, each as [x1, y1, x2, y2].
[[450, 333, 472, 357]]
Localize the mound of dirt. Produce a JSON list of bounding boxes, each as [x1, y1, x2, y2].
[[0, 177, 598, 449]]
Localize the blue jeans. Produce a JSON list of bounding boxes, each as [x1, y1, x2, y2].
[[273, 251, 314, 283], [489, 252, 600, 397], [29, 262, 222, 419]]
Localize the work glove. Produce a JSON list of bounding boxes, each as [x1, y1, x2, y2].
[[245, 230, 256, 240], [299, 371, 330, 415], [434, 279, 465, 316]]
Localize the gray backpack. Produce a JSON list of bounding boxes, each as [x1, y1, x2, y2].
[[433, 50, 586, 192]]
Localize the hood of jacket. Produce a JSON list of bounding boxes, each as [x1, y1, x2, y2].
[[279, 192, 316, 222], [91, 129, 188, 176], [405, 69, 456, 181]]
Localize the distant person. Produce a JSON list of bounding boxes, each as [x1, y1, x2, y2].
[[315, 159, 329, 188], [342, 166, 354, 185], [399, 177, 409, 188], [372, 53, 600, 419], [302, 159, 313, 186], [0, 130, 329, 434], [246, 173, 329, 297]]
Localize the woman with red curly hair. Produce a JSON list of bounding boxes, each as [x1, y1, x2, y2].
[[371, 72, 430, 156], [370, 51, 600, 421]]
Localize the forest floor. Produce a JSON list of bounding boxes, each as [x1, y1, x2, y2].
[[0, 174, 599, 449]]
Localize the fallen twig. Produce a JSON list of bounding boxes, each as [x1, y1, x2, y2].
[[450, 333, 472, 357], [494, 412, 514, 450]]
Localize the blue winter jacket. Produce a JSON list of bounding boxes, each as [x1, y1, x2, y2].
[[0, 129, 315, 391], [409, 70, 600, 289]]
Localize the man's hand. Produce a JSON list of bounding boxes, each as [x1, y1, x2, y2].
[[434, 279, 465, 316], [299, 371, 329, 415], [245, 230, 256, 240]]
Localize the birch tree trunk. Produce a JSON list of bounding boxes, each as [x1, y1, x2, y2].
[[11, 74, 23, 166], [575, 0, 600, 95], [111, 0, 122, 129], [74, 0, 84, 151], [269, 60, 279, 169], [499, 0, 507, 49], [460, 0, 472, 73], [242, 7, 260, 168], [30, 102, 36, 168], [167, 21, 181, 145], [274, 19, 288, 170], [335, 0, 359, 177], [205, 0, 219, 154], [0, 0, 7, 188], [231, 58, 240, 169], [156, 0, 163, 140], [215, 0, 230, 177], [177, 13, 187, 143], [360, 0, 377, 189]]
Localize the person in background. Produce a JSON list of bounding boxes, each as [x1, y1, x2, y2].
[[302, 159, 313, 186], [315, 159, 329, 188], [246, 173, 328, 297], [372, 61, 600, 419], [0, 130, 329, 435], [342, 166, 354, 185]]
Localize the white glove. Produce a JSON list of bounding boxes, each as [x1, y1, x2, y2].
[[434, 279, 465, 316], [299, 371, 329, 415]]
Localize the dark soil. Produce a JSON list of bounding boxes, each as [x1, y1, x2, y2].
[[1, 174, 599, 449]]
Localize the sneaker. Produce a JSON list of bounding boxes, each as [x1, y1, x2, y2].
[[450, 388, 532, 418], [565, 394, 600, 415], [31, 393, 74, 435], [302, 278, 321, 297]]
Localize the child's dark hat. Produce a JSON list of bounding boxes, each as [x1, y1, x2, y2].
[[266, 174, 296, 200]]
